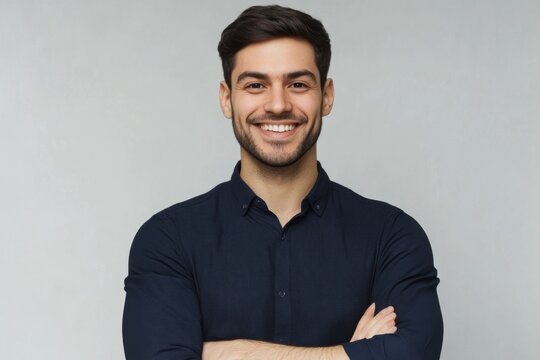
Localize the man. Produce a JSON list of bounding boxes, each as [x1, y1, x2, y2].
[[123, 5, 443, 360]]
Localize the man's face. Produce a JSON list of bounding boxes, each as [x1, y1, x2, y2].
[[220, 37, 334, 167]]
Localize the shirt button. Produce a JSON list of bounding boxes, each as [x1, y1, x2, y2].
[[242, 204, 248, 209], [281, 235, 285, 241], [278, 290, 286, 298], [316, 204, 321, 210]]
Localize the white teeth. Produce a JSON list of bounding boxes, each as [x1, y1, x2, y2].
[[260, 124, 296, 132]]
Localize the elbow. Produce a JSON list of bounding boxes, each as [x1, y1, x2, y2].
[[343, 330, 442, 360], [390, 323, 443, 360]]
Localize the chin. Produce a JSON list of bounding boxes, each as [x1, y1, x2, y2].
[[253, 152, 305, 168]]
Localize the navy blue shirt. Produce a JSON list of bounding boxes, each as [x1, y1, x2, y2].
[[123, 162, 443, 359]]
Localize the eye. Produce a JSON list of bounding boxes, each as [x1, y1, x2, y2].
[[246, 82, 264, 89], [289, 82, 312, 91], [291, 82, 306, 88]]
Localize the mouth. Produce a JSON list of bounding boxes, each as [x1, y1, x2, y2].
[[253, 122, 302, 139], [258, 123, 297, 133]]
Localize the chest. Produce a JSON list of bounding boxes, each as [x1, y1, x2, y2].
[[191, 217, 379, 345]]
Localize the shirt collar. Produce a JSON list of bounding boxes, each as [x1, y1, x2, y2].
[[230, 160, 331, 217], [230, 161, 257, 216]]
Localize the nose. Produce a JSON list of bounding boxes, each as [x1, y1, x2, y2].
[[263, 86, 292, 114]]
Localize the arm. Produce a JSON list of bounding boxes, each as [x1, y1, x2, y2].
[[204, 340, 348, 360], [122, 214, 202, 360], [202, 304, 397, 360], [203, 211, 443, 360], [342, 210, 444, 360]]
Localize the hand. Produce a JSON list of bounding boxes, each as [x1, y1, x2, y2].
[[350, 303, 397, 341]]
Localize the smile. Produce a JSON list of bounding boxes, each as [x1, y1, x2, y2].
[[259, 124, 297, 132]]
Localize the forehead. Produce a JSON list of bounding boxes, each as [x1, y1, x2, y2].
[[232, 38, 318, 82]]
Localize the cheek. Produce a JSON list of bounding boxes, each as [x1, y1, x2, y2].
[[232, 96, 262, 118], [295, 97, 322, 119]]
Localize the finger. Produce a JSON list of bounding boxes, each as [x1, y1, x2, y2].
[[378, 313, 397, 332], [359, 303, 376, 328], [364, 306, 395, 338], [366, 312, 397, 339], [376, 324, 397, 337], [369, 311, 396, 332], [360, 304, 392, 340], [350, 303, 375, 341], [365, 306, 394, 331]]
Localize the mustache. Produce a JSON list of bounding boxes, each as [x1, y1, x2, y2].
[[247, 113, 307, 124]]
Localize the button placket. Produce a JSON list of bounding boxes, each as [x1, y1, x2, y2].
[[274, 229, 291, 343]]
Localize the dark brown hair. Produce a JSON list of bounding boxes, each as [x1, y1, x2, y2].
[[217, 5, 331, 89]]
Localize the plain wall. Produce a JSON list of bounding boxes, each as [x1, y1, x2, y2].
[[1, 0, 539, 359]]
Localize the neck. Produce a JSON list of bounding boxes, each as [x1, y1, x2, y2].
[[239, 147, 318, 227]]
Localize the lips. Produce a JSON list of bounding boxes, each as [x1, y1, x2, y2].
[[248, 113, 307, 139]]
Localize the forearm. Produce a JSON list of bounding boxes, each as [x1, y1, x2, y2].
[[203, 339, 349, 360], [202, 303, 399, 360], [242, 340, 348, 360]]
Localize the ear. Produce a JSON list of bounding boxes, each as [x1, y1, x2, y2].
[[322, 78, 335, 117], [219, 81, 233, 119]]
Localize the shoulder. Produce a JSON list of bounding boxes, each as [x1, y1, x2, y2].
[[148, 180, 231, 226], [330, 181, 403, 221], [131, 181, 231, 251], [329, 180, 428, 242]]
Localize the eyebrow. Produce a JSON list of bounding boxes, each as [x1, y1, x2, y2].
[[236, 69, 317, 84]]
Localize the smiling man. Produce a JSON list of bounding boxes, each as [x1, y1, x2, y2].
[[123, 5, 443, 360]]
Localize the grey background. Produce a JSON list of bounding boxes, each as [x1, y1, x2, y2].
[[1, 0, 539, 359]]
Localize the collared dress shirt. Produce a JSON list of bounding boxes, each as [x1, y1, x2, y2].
[[123, 161, 443, 359]]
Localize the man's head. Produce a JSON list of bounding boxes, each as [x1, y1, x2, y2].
[[218, 5, 334, 168], [218, 5, 332, 90]]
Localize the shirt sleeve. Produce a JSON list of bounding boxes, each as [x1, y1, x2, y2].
[[342, 210, 444, 360], [122, 213, 202, 360]]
